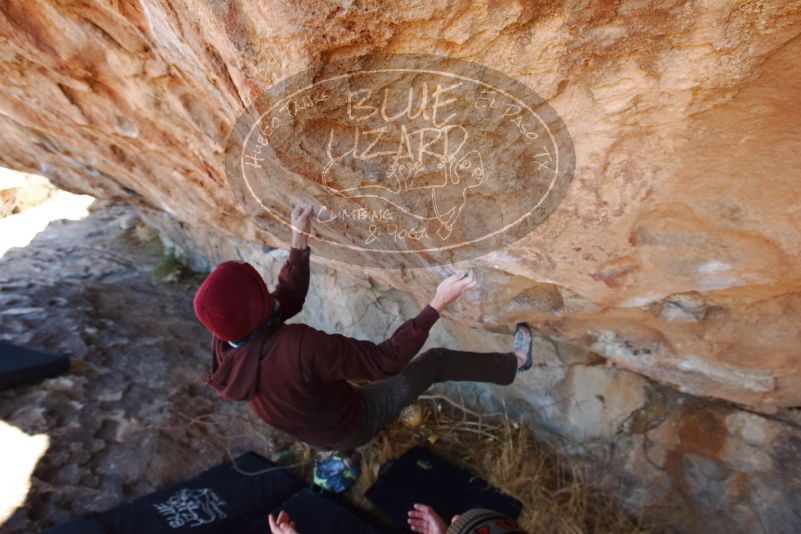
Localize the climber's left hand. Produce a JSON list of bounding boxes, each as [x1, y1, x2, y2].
[[291, 202, 313, 249]]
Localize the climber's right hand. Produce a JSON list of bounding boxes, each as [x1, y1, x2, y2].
[[430, 269, 477, 313]]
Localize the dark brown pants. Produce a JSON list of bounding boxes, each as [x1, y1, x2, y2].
[[330, 347, 518, 451]]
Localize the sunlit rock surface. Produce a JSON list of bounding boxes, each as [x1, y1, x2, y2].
[[1, 1, 800, 531]]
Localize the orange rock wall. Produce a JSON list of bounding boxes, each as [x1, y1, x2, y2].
[[2, 0, 799, 409]]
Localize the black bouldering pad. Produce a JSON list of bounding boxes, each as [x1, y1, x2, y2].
[[365, 446, 522, 530], [0, 340, 70, 390], [45, 452, 305, 534], [238, 487, 384, 534], [42, 517, 105, 534], [275, 487, 383, 533]]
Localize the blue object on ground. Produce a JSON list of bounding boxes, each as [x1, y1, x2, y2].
[[313, 453, 361, 494]]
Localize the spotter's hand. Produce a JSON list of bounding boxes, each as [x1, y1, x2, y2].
[[407, 504, 448, 534], [268, 511, 298, 534]]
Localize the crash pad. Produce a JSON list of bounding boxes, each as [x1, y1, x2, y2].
[[272, 487, 382, 533], [0, 340, 69, 389], [365, 446, 522, 530], [237, 487, 383, 534], [44, 452, 304, 533]]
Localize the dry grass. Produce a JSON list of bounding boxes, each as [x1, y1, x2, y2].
[[349, 396, 648, 534]]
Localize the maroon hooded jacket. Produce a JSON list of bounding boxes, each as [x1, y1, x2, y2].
[[205, 246, 440, 447]]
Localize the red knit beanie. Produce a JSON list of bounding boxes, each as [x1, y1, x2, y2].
[[193, 260, 272, 342]]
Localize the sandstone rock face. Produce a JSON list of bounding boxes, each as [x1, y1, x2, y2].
[[1, 0, 801, 530]]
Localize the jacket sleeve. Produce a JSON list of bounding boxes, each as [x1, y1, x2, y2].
[[271, 246, 311, 321], [297, 305, 440, 382]]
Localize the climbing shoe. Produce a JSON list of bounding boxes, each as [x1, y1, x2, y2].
[[513, 322, 534, 373]]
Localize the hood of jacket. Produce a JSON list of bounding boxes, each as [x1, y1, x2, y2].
[[206, 334, 269, 401]]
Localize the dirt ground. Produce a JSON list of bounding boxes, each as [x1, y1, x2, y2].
[[0, 200, 292, 532]]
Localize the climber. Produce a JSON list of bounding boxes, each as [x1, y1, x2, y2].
[[193, 201, 534, 455]]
